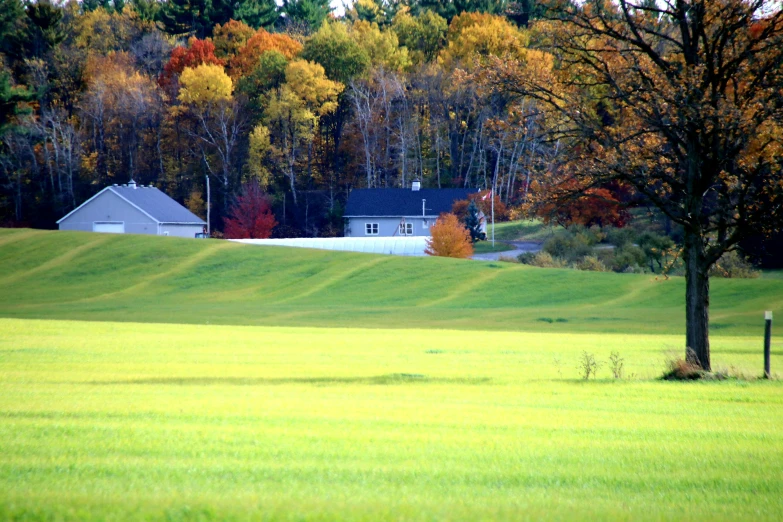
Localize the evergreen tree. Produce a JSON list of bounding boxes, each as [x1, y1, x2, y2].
[[81, 0, 101, 12], [413, 0, 507, 22], [130, 0, 160, 22], [0, 68, 35, 134], [0, 0, 28, 65], [25, 0, 65, 59], [234, 0, 279, 29], [282, 0, 332, 32], [464, 200, 483, 243], [506, 0, 546, 27], [160, 0, 233, 38]]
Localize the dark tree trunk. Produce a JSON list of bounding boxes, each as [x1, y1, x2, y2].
[[683, 229, 711, 371]]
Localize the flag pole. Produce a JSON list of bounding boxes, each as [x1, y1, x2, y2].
[[491, 188, 495, 247]]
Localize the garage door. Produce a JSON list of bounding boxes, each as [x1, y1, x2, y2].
[[93, 222, 125, 234]]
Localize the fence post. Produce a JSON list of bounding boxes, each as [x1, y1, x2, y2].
[[764, 311, 772, 379]]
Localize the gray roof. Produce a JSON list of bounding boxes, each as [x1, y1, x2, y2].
[[344, 188, 477, 217], [57, 183, 206, 225], [109, 185, 205, 223]]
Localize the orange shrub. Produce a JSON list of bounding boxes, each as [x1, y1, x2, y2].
[[425, 213, 474, 258]]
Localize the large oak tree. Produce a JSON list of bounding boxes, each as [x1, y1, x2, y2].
[[489, 0, 783, 370]]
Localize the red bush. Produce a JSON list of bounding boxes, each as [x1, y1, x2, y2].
[[223, 182, 277, 239]]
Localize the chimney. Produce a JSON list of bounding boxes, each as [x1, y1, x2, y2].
[[411, 180, 421, 191], [128, 179, 137, 189]]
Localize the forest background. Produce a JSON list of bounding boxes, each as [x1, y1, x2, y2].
[[0, 0, 558, 236]]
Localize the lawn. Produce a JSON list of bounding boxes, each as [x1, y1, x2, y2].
[[487, 219, 555, 242], [1, 318, 782, 521], [472, 240, 515, 254], [1, 228, 781, 337], [1, 228, 782, 520]]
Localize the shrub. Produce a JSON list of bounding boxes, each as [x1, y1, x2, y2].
[[609, 351, 624, 379], [605, 226, 636, 247], [662, 349, 707, 380], [543, 229, 592, 260], [575, 255, 609, 272], [577, 351, 600, 380], [709, 251, 760, 279], [637, 231, 675, 273], [223, 181, 277, 239], [518, 251, 568, 268], [425, 213, 474, 258], [611, 244, 646, 272]]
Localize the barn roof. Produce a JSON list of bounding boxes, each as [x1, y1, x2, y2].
[[344, 188, 477, 217], [110, 185, 205, 224], [57, 181, 205, 224]]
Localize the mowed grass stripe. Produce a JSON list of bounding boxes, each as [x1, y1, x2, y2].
[[0, 318, 781, 521], [1, 229, 781, 336]]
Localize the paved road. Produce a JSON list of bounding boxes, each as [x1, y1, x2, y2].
[[472, 241, 542, 261]]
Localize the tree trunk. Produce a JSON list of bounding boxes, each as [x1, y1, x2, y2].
[[683, 229, 711, 371]]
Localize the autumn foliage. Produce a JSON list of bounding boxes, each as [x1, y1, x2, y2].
[[451, 191, 508, 222], [228, 29, 303, 79], [425, 213, 474, 258], [160, 38, 225, 88], [536, 185, 630, 228], [223, 182, 277, 239]]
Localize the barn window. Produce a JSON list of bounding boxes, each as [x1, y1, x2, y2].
[[365, 223, 379, 235], [399, 223, 413, 235]]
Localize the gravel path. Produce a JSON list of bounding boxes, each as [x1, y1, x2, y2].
[[472, 241, 542, 261]]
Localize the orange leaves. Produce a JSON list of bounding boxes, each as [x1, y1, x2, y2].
[[228, 29, 303, 80], [425, 213, 474, 259], [160, 38, 225, 88]]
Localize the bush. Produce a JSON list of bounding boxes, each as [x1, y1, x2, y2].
[[605, 226, 636, 247], [575, 255, 609, 272], [425, 213, 474, 258], [637, 231, 675, 273], [709, 251, 760, 279], [611, 244, 646, 272], [543, 228, 594, 260], [518, 251, 568, 268]]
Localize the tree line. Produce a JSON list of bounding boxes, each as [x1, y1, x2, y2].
[[0, 0, 555, 235]]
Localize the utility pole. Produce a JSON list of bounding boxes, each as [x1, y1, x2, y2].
[[206, 175, 211, 236]]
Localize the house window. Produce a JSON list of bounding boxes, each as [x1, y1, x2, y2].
[[399, 223, 413, 235], [365, 223, 379, 235]]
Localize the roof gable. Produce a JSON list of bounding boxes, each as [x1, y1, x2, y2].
[[344, 188, 477, 217], [58, 184, 205, 225]]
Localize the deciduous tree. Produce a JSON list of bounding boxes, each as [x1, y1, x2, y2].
[[425, 212, 474, 258], [490, 0, 783, 370], [223, 180, 277, 238]]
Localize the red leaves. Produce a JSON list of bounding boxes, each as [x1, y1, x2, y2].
[[160, 38, 225, 89], [537, 182, 631, 228], [223, 182, 277, 239]]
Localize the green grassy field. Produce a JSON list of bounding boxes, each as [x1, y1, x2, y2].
[[1, 228, 782, 520], [1, 318, 782, 521], [1, 228, 781, 336]]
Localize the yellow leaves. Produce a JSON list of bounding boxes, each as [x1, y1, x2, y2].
[[439, 13, 529, 70], [350, 20, 411, 72], [178, 64, 233, 105], [284, 60, 344, 118], [248, 125, 272, 188]]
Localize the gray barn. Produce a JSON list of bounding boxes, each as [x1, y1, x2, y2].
[[58, 180, 206, 238], [343, 183, 477, 238]]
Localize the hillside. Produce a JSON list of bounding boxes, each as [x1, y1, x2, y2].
[[1, 228, 781, 336]]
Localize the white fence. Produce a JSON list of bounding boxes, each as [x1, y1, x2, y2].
[[231, 236, 430, 256]]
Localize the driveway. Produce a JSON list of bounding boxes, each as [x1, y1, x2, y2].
[[472, 241, 542, 261]]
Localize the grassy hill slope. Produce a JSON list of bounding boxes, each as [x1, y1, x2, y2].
[[1, 228, 781, 336]]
